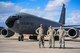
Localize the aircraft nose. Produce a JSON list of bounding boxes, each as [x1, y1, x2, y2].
[[6, 16, 21, 28], [6, 16, 16, 28]]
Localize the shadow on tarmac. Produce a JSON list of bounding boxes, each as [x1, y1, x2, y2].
[[65, 39, 80, 42], [40, 47, 80, 49], [64, 47, 80, 49]]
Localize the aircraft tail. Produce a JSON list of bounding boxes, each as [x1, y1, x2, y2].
[[59, 4, 66, 25]]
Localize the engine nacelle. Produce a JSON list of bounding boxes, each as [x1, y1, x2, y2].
[[1, 29, 14, 37], [68, 28, 79, 39]]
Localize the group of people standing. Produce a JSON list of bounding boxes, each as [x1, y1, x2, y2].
[[36, 24, 66, 48]]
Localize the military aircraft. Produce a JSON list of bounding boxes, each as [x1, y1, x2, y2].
[[1, 4, 80, 41]]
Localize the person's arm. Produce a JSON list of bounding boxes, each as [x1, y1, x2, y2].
[[47, 30, 49, 36], [57, 30, 59, 34], [57, 30, 59, 36], [35, 28, 39, 34], [47, 30, 49, 35], [53, 29, 56, 36], [63, 29, 66, 37]]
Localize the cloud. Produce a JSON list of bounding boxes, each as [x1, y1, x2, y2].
[[66, 10, 80, 25], [0, 2, 22, 14], [0, 2, 22, 26], [45, 0, 70, 11]]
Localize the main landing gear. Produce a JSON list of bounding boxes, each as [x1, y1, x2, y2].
[[18, 33, 24, 41]]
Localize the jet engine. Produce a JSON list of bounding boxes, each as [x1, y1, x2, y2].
[[1, 29, 14, 37], [68, 28, 79, 39]]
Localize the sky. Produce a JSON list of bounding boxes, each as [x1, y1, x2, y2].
[[0, 0, 80, 27]]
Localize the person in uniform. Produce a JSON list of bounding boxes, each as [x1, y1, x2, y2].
[[47, 25, 56, 48], [36, 24, 45, 48], [57, 25, 66, 48]]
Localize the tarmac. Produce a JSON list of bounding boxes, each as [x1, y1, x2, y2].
[[0, 34, 80, 53]]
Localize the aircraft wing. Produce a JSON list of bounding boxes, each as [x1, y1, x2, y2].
[[53, 25, 80, 30]]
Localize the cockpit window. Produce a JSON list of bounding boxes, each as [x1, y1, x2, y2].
[[6, 15, 22, 28]]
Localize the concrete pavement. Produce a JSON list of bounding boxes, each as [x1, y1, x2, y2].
[[0, 35, 80, 53]]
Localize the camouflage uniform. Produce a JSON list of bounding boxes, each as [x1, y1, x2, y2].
[[36, 27, 44, 48], [47, 29, 56, 48], [57, 29, 66, 48]]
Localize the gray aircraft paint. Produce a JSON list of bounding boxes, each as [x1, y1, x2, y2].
[[9, 13, 61, 34]]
